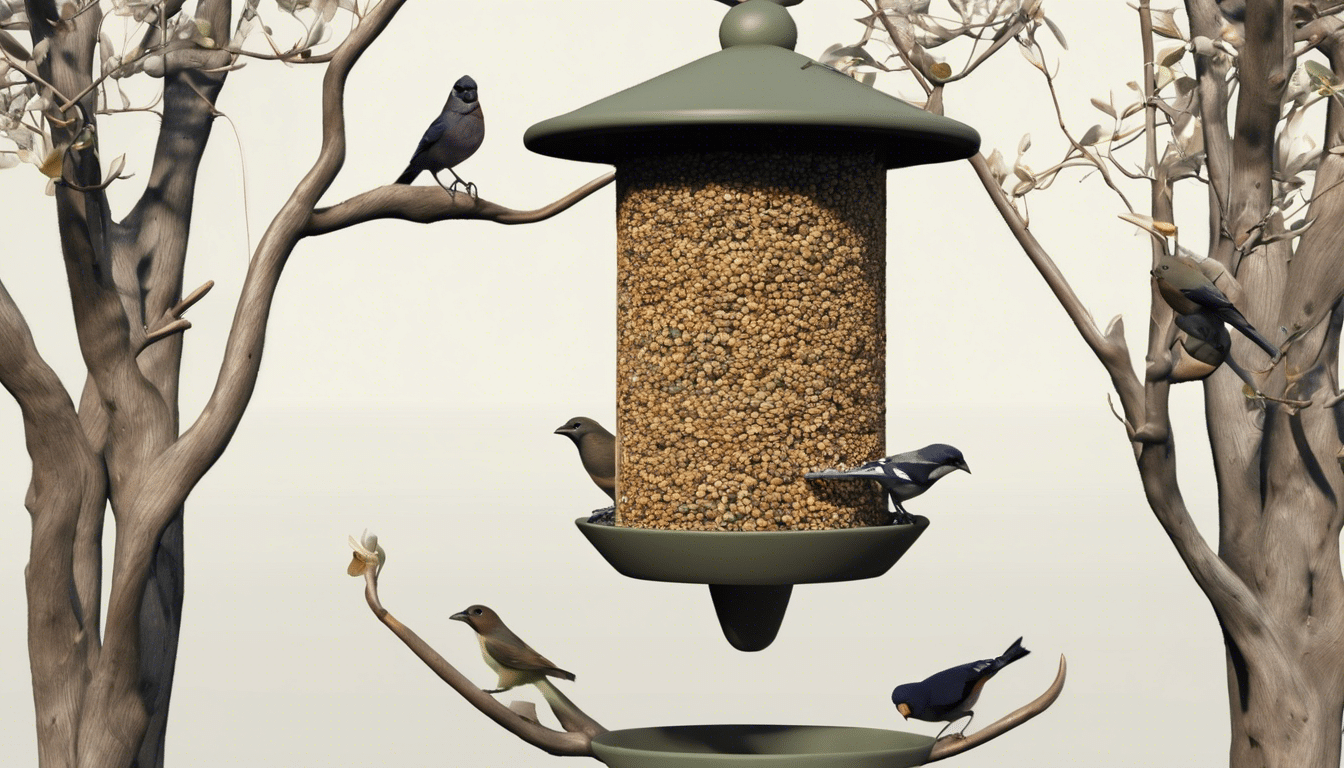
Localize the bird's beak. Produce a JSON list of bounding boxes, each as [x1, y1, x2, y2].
[[959, 461, 971, 474], [450, 611, 469, 622], [554, 426, 570, 435], [896, 703, 911, 719]]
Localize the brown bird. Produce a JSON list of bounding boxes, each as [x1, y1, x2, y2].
[[554, 417, 616, 502], [451, 605, 576, 694], [1123, 215, 1279, 359]]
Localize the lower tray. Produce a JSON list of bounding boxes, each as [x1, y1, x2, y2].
[[591, 724, 935, 768]]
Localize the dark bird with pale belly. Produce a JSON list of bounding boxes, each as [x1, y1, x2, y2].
[[891, 637, 1030, 739]]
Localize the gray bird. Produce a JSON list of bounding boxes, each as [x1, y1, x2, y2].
[[805, 444, 969, 525], [555, 417, 617, 522], [450, 604, 576, 694], [394, 75, 484, 196]]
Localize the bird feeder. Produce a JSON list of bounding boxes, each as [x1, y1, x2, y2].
[[525, 0, 978, 653]]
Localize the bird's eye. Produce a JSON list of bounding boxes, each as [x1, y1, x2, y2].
[[472, 608, 483, 615], [1161, 265, 1169, 270], [572, 423, 581, 428]]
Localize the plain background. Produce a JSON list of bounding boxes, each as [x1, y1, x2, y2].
[[0, 1, 1242, 765]]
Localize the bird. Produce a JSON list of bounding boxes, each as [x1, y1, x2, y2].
[[450, 605, 576, 694], [1152, 246, 1279, 359], [394, 75, 484, 196], [891, 637, 1030, 740], [804, 444, 969, 524], [555, 417, 617, 523], [1123, 215, 1279, 359]]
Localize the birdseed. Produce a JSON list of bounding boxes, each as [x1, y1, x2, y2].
[[614, 151, 888, 531]]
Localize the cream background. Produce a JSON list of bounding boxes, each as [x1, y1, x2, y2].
[[1, 1, 1235, 765]]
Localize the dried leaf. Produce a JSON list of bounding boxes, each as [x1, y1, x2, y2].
[[1155, 65, 1175, 91], [38, 146, 63, 178], [1018, 41, 1045, 71], [930, 61, 952, 78], [1091, 96, 1116, 118], [1043, 15, 1068, 49], [1151, 8, 1185, 40], [1120, 101, 1145, 119], [1018, 133, 1032, 154], [1079, 124, 1106, 146], [1157, 44, 1185, 68]]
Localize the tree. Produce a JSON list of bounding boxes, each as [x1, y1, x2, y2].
[[0, 2, 608, 766], [820, 0, 1344, 765]]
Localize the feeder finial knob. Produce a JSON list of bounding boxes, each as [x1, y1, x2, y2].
[[719, 0, 799, 51]]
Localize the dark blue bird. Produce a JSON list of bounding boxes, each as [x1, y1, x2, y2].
[[395, 75, 485, 196], [891, 637, 1030, 739], [804, 444, 969, 524]]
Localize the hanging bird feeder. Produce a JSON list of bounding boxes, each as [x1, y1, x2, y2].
[[526, 0, 978, 652]]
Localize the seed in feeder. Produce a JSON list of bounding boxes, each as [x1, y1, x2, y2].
[[614, 151, 889, 531]]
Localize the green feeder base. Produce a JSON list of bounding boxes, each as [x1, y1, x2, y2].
[[576, 518, 927, 650], [591, 724, 935, 768]]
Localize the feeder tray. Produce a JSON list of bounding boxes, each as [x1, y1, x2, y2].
[[592, 724, 934, 768], [577, 517, 927, 651]]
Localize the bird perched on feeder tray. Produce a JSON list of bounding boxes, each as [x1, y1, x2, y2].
[[891, 637, 1030, 739], [451, 604, 576, 694], [555, 417, 617, 523], [1121, 214, 1280, 361], [394, 75, 484, 196], [804, 444, 969, 524]]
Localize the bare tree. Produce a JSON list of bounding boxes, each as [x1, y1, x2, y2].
[[818, 0, 1344, 765], [0, 2, 608, 766]]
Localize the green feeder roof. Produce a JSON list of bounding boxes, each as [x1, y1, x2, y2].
[[524, 0, 979, 169]]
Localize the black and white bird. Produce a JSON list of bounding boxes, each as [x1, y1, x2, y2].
[[395, 75, 484, 196], [891, 637, 1030, 739], [804, 444, 969, 524]]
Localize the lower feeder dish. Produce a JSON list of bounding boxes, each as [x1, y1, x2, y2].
[[591, 724, 935, 768]]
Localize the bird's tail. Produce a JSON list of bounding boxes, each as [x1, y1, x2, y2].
[[1220, 308, 1280, 359], [996, 637, 1030, 669], [545, 666, 577, 682], [394, 165, 420, 185]]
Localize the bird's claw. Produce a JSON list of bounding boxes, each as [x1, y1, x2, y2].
[[446, 179, 478, 199], [483, 687, 504, 694], [586, 506, 616, 525]]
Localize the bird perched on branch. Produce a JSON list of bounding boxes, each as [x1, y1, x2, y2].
[[891, 637, 1030, 739], [394, 75, 484, 196], [1122, 214, 1280, 360], [451, 605, 576, 694], [555, 417, 617, 523], [805, 444, 969, 524]]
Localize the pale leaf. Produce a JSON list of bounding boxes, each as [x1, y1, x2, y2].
[[1079, 124, 1106, 146], [1043, 15, 1068, 49], [1018, 133, 1032, 154], [1157, 44, 1185, 68], [1018, 41, 1045, 71], [1090, 96, 1116, 118]]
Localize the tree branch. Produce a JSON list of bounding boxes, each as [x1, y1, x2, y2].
[[305, 172, 615, 237], [0, 276, 104, 767], [358, 567, 604, 755], [926, 655, 1066, 762], [966, 153, 1143, 421]]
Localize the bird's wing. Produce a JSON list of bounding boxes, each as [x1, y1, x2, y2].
[[924, 660, 995, 708], [1177, 282, 1235, 312], [806, 464, 913, 482], [483, 629, 566, 673], [410, 113, 449, 158]]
